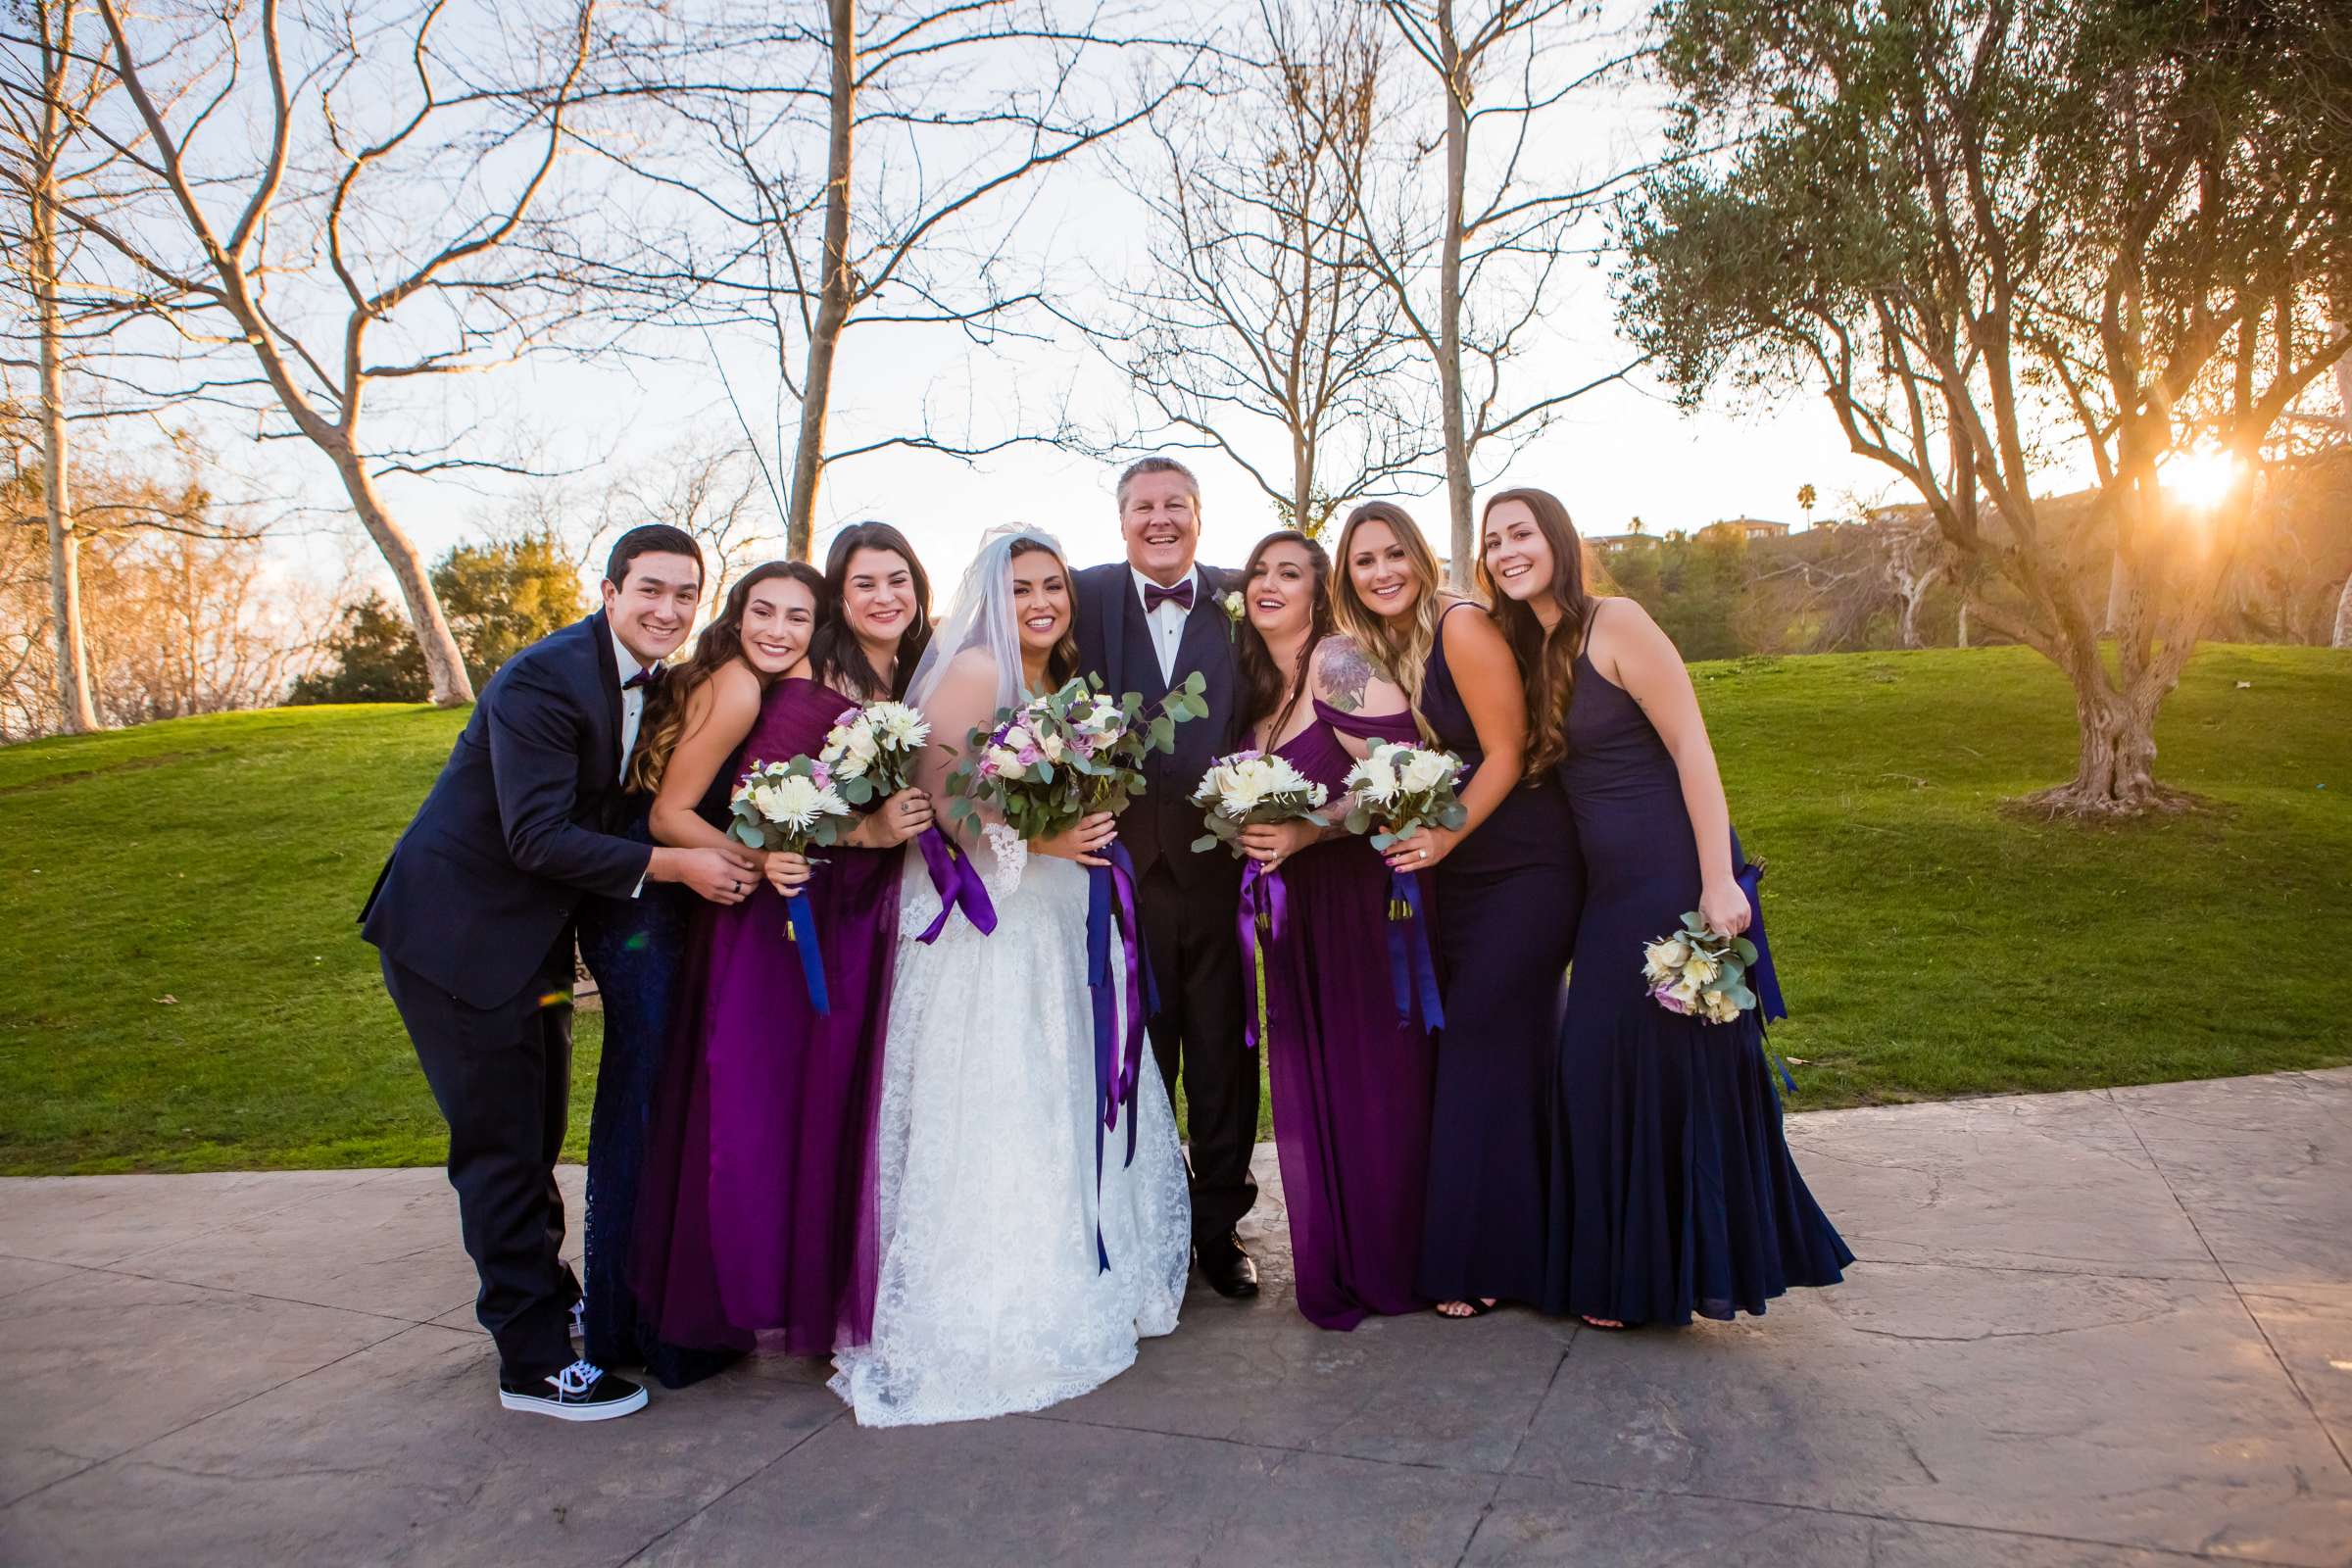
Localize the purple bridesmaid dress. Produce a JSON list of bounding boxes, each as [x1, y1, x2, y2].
[[627, 677, 904, 1381], [1254, 702, 1438, 1329]]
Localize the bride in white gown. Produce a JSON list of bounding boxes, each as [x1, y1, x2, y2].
[[830, 526, 1191, 1427]]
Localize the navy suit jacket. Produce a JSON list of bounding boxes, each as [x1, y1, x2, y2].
[[1074, 562, 1244, 887], [360, 612, 654, 1008]]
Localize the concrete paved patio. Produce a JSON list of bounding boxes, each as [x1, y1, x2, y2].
[[1, 1068, 2347, 1567]]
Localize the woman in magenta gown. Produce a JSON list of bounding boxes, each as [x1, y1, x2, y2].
[[1331, 502, 1583, 1319], [628, 544, 936, 1382], [1480, 486, 1848, 1327], [1225, 529, 1436, 1330]]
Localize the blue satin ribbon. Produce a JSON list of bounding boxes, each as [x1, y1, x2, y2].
[[1084, 840, 1154, 1270], [1237, 860, 1285, 1051], [783, 890, 828, 1016], [1384, 869, 1444, 1031], [912, 825, 996, 944]]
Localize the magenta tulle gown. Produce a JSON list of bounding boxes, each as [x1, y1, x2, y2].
[[628, 677, 903, 1382], [1253, 702, 1439, 1330]]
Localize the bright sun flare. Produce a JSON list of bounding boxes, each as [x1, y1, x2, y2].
[[2160, 449, 2245, 511]]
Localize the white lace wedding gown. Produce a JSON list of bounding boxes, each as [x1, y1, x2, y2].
[[828, 822, 1191, 1426]]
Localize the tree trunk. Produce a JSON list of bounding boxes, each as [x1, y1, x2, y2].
[[2332, 572, 2352, 650], [2021, 653, 2192, 818], [786, 0, 857, 563], [1436, 0, 1472, 585], [1956, 597, 1971, 648], [328, 447, 474, 706], [32, 165, 98, 734]]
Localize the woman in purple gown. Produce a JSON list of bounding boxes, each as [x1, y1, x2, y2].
[[629, 545, 935, 1383], [1331, 503, 1583, 1319], [1225, 529, 1434, 1330], [1479, 487, 1848, 1327]]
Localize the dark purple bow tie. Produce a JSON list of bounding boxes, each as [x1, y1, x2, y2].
[[1144, 579, 1196, 613], [622, 666, 659, 691]]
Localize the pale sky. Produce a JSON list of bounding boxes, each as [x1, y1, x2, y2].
[[161, 0, 1899, 600]]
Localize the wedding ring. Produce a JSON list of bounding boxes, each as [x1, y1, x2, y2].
[[1418, 849, 1429, 860]]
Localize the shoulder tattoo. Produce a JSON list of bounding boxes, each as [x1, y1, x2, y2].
[[1315, 635, 1374, 712]]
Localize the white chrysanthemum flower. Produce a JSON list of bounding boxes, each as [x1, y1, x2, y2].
[[871, 703, 929, 748], [751, 773, 846, 833]]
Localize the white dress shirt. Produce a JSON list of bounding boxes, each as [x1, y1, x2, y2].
[[1130, 564, 1200, 687], [612, 626, 652, 899], [612, 624, 647, 773]]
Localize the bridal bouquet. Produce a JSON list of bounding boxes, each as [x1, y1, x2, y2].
[[819, 700, 929, 805], [1188, 750, 1328, 858], [726, 756, 854, 1014], [1338, 741, 1467, 850], [946, 671, 1209, 842], [1642, 914, 1761, 1025]]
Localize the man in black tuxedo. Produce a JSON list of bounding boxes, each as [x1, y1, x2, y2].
[[1074, 457, 1259, 1298], [361, 524, 758, 1420]]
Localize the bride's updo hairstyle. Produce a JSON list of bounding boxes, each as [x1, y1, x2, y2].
[[626, 560, 829, 794], [1330, 501, 1446, 744]]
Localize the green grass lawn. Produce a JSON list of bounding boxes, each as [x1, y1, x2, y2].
[[1, 644, 2346, 1175]]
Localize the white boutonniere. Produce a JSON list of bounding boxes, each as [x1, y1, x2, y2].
[[1220, 589, 1246, 625]]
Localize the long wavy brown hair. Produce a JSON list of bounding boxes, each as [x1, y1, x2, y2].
[[1007, 533, 1080, 687], [1475, 487, 1594, 776], [626, 561, 829, 794], [1330, 501, 1447, 743], [809, 521, 932, 700], [1235, 529, 1335, 745]]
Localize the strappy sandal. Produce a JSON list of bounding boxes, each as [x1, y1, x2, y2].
[[1436, 1298, 1500, 1319]]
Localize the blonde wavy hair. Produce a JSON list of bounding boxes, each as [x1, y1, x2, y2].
[[1330, 501, 1450, 745]]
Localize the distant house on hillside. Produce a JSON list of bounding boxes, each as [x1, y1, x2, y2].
[[1699, 516, 1792, 543]]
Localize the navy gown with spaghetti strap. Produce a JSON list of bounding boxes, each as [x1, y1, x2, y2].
[[1542, 617, 1850, 1324], [1415, 603, 1584, 1306], [577, 755, 742, 1388]]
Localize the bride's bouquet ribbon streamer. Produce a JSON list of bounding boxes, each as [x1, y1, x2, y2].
[[912, 825, 996, 945], [1385, 869, 1444, 1031], [1237, 860, 1286, 1051], [1084, 840, 1155, 1271]]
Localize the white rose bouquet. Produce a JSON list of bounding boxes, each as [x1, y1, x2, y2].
[[1188, 749, 1328, 858], [1642, 913, 1761, 1025], [818, 700, 930, 806], [1338, 740, 1468, 851]]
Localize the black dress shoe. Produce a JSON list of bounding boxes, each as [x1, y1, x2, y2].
[[1198, 1236, 1259, 1298]]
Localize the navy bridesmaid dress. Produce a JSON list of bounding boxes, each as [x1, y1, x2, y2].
[[1543, 608, 1850, 1324], [1415, 602, 1584, 1306], [575, 752, 742, 1387]]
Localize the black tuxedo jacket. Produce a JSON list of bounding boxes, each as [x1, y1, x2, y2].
[[360, 612, 654, 1008], [1074, 562, 1244, 888]]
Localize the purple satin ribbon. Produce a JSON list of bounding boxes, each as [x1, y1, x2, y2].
[[1084, 840, 1154, 1270], [912, 825, 997, 945], [1384, 868, 1444, 1031], [1238, 860, 1286, 1051]]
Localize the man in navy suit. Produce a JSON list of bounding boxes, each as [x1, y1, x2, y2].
[[1074, 457, 1259, 1298], [362, 524, 757, 1420]]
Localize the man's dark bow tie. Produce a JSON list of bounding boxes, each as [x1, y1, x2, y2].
[[1144, 579, 1196, 613], [622, 666, 660, 691]]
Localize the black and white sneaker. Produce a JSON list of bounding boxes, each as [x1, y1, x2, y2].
[[499, 1359, 647, 1422]]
